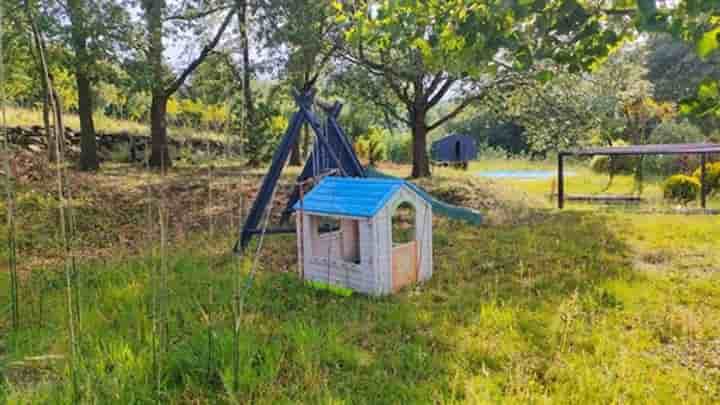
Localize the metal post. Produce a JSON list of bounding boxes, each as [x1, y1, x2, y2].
[[701, 153, 707, 209], [558, 153, 564, 209]]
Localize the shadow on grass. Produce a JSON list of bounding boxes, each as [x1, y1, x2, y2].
[[235, 210, 635, 402], [0, 210, 638, 403]]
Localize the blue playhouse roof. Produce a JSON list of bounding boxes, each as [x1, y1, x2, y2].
[[292, 177, 407, 218]]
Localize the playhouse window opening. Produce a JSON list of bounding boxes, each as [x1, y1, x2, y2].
[[317, 217, 340, 235], [343, 220, 361, 264], [392, 202, 416, 246], [314, 216, 361, 264]]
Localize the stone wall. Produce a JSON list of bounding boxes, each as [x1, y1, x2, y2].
[[2, 126, 233, 162]]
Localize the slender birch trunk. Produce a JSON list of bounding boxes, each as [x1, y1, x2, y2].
[[26, 1, 79, 398], [2, 3, 19, 330]]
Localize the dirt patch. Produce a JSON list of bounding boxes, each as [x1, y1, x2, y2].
[[413, 174, 548, 226], [640, 251, 671, 265], [656, 338, 720, 378]]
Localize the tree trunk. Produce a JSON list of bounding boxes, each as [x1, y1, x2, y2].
[[42, 85, 56, 162], [237, 0, 255, 126], [410, 107, 430, 178], [51, 87, 65, 158], [27, 3, 58, 162], [68, 0, 98, 171], [289, 70, 312, 166], [236, 0, 256, 167], [149, 94, 172, 169], [76, 73, 98, 170], [145, 0, 171, 169]]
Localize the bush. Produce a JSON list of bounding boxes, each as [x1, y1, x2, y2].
[[692, 161, 720, 194], [355, 127, 388, 165], [642, 154, 701, 177], [386, 133, 412, 163], [588, 140, 638, 174], [650, 120, 704, 144], [642, 120, 706, 176], [662, 174, 701, 204], [589, 155, 637, 174]]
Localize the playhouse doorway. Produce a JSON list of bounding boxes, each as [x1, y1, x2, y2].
[[455, 140, 462, 161], [391, 201, 418, 291]]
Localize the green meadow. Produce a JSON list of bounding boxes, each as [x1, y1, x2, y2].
[[1, 159, 719, 404]]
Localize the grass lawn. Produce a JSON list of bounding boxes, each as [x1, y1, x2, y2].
[[468, 158, 720, 210], [1, 158, 719, 403]]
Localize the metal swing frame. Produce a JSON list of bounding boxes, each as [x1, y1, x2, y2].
[[234, 89, 365, 253]]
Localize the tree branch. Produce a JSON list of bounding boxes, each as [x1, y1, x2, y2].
[[164, 5, 231, 22], [341, 44, 415, 105], [424, 72, 446, 100], [427, 76, 517, 131], [427, 77, 456, 108], [427, 95, 483, 132], [304, 44, 339, 91], [164, 8, 236, 97]]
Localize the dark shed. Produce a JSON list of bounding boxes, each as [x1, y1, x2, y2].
[[431, 134, 477, 163]]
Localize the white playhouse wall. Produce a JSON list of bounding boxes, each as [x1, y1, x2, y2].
[[296, 183, 432, 296], [373, 186, 433, 295], [297, 213, 379, 294]]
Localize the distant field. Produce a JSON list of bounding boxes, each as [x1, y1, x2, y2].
[[469, 158, 718, 210]]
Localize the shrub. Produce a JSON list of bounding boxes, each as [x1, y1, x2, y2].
[[662, 174, 701, 204], [692, 162, 720, 194], [642, 154, 701, 177], [355, 127, 388, 165], [588, 140, 639, 174], [386, 133, 412, 163], [642, 120, 706, 176], [650, 120, 704, 145], [589, 155, 637, 174]]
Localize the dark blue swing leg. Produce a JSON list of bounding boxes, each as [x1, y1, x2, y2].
[[235, 91, 368, 253], [235, 110, 305, 252]]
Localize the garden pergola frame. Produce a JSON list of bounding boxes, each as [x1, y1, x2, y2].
[[557, 143, 720, 209]]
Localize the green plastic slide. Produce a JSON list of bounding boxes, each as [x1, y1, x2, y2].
[[364, 167, 483, 225]]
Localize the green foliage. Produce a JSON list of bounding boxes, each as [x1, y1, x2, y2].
[[662, 174, 701, 204], [354, 127, 388, 165], [640, 120, 706, 176], [650, 120, 705, 144], [692, 161, 720, 194], [335, 0, 625, 176], [588, 140, 637, 175], [238, 100, 284, 167], [637, 1, 720, 121], [490, 42, 659, 154], [386, 133, 412, 163], [590, 155, 637, 175], [446, 109, 531, 156]]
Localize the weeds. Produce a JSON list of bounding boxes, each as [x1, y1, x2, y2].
[[1, 159, 719, 403]]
